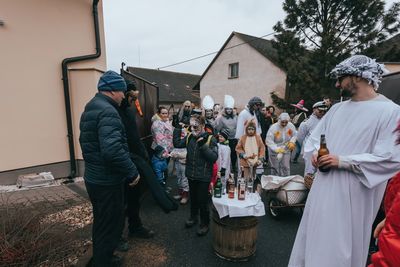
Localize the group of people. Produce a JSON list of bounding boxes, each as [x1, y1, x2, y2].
[[79, 54, 400, 267]]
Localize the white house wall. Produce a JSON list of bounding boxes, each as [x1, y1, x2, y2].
[[200, 34, 286, 110]]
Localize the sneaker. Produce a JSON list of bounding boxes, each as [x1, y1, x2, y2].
[[196, 225, 209, 236], [185, 217, 198, 228], [180, 196, 188, 205], [180, 191, 189, 205], [115, 239, 130, 252], [173, 194, 182, 200], [129, 226, 155, 239]]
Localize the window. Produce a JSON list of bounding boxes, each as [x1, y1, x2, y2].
[[229, 63, 239, 78]]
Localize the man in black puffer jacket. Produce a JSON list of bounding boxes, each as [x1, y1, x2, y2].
[[173, 114, 218, 236], [79, 70, 139, 267]]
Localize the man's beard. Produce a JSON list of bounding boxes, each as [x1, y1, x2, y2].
[[340, 81, 357, 97]]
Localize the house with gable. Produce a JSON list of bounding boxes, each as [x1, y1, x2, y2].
[[197, 31, 287, 110]]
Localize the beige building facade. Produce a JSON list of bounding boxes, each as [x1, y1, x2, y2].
[[199, 32, 287, 110], [0, 1, 107, 184]]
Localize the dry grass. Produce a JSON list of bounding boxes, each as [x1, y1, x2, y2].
[[0, 194, 92, 267]]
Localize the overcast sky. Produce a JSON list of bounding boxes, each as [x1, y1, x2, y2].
[[103, 0, 397, 75]]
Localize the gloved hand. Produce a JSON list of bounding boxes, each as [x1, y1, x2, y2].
[[172, 114, 180, 128], [196, 132, 209, 146], [287, 142, 296, 151], [275, 147, 285, 154]]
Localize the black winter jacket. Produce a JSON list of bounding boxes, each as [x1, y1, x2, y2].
[[79, 93, 138, 186], [118, 100, 149, 160], [173, 128, 218, 182]]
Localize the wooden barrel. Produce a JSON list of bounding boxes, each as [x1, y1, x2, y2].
[[211, 206, 258, 261]]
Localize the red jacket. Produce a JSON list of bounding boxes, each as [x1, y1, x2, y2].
[[369, 172, 400, 267]]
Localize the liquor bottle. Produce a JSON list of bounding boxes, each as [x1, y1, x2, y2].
[[238, 176, 246, 200], [227, 174, 235, 199], [318, 134, 330, 172], [219, 170, 226, 195], [214, 177, 222, 198]]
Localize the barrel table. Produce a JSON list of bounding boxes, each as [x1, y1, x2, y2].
[[211, 193, 265, 261]]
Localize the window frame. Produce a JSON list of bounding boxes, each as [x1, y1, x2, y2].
[[228, 62, 239, 79]]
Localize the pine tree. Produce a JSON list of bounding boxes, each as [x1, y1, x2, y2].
[[273, 0, 400, 108]]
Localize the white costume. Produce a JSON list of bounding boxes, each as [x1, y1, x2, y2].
[[289, 95, 400, 267], [217, 143, 231, 185], [235, 107, 261, 139], [265, 113, 297, 176], [297, 114, 321, 175]]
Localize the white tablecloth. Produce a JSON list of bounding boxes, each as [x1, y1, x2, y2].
[[212, 193, 265, 219]]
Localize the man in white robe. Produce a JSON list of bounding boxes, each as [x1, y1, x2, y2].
[[235, 96, 263, 139], [289, 55, 400, 267], [297, 101, 328, 176]]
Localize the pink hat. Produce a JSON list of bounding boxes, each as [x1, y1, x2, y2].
[[290, 100, 308, 112]]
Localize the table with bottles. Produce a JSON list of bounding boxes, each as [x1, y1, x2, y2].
[[212, 173, 265, 219], [211, 175, 265, 261]]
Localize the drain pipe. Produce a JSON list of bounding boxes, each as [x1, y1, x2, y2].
[[62, 0, 101, 179]]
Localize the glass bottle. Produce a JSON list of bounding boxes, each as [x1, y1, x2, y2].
[[318, 134, 330, 172], [238, 176, 246, 200], [214, 177, 222, 198], [227, 174, 235, 199]]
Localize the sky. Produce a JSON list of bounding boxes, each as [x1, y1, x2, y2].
[[103, 0, 398, 75], [103, 0, 286, 75]]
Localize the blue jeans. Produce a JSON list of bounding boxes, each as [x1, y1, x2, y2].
[[151, 156, 168, 184]]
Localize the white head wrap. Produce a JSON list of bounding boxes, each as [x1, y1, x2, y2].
[[330, 55, 388, 90], [279, 112, 290, 121]]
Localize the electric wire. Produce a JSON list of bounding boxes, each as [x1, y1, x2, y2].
[[157, 32, 276, 70]]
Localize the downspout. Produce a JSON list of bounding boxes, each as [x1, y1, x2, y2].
[[62, 0, 101, 179]]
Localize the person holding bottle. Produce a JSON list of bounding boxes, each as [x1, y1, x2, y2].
[[289, 55, 400, 267]]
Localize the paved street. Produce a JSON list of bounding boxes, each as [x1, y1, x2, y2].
[[120, 159, 306, 267], [1, 160, 305, 267]]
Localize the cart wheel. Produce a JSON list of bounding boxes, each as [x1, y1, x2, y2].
[[269, 198, 280, 218]]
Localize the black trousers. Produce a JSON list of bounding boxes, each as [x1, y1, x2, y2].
[[85, 181, 125, 267], [228, 138, 238, 172], [188, 179, 210, 226], [125, 179, 142, 231]]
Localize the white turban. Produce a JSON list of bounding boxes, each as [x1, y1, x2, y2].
[[330, 55, 388, 90], [279, 112, 290, 121]]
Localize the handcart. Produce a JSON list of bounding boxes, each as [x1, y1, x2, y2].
[[260, 174, 309, 219]]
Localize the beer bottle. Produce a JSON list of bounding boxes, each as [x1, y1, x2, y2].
[[227, 174, 235, 199], [318, 134, 330, 172], [214, 177, 222, 198], [238, 176, 246, 200]]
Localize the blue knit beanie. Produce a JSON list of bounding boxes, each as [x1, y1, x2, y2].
[[98, 70, 127, 92]]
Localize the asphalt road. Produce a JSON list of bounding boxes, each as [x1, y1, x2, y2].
[[130, 159, 306, 267]]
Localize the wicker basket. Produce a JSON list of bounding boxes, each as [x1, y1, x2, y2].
[[304, 173, 315, 189]]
